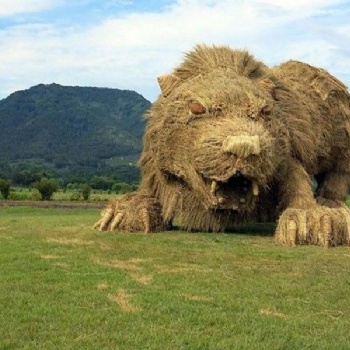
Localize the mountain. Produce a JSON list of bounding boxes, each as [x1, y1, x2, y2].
[[0, 83, 151, 184]]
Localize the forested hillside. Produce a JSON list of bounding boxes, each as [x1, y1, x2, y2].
[[0, 84, 150, 186]]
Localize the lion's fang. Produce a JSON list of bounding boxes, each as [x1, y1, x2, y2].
[[210, 181, 218, 194], [252, 181, 259, 196]]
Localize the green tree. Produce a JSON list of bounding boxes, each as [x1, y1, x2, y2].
[[33, 178, 58, 201], [0, 179, 11, 199], [90, 176, 114, 190], [112, 182, 133, 194], [81, 183, 91, 201]]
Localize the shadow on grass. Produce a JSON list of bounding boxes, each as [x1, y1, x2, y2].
[[172, 221, 276, 237], [225, 222, 276, 236]]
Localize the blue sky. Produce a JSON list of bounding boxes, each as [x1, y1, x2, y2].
[[0, 0, 349, 101]]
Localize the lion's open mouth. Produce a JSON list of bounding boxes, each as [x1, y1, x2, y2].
[[204, 171, 259, 211]]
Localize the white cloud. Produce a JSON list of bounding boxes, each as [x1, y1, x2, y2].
[[258, 0, 342, 11], [0, 0, 349, 101], [0, 0, 64, 17]]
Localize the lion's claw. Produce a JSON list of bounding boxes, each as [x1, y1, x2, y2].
[[109, 212, 125, 231], [93, 192, 166, 233], [275, 207, 350, 246]]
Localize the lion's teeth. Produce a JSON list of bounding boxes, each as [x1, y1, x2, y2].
[[218, 197, 225, 204], [210, 181, 217, 194], [252, 181, 259, 196]]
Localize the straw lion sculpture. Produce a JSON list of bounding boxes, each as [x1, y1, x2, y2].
[[94, 45, 350, 246]]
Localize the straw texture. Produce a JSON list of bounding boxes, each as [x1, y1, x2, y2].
[[94, 45, 350, 246]]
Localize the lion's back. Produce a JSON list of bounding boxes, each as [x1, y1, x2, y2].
[[273, 60, 350, 173]]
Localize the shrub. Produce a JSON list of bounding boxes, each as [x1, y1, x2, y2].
[[8, 192, 20, 200], [31, 190, 41, 201], [112, 182, 133, 194], [92, 195, 101, 202], [66, 182, 81, 190], [90, 176, 115, 190], [70, 192, 81, 201], [33, 178, 58, 201], [0, 179, 11, 199], [80, 183, 91, 201]]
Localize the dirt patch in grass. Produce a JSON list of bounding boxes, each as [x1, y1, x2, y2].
[[97, 283, 109, 290], [154, 263, 212, 274], [52, 262, 70, 269], [47, 237, 95, 246], [98, 242, 112, 251], [108, 289, 140, 313], [40, 254, 63, 259], [130, 273, 154, 285], [259, 309, 287, 318], [95, 258, 211, 285], [95, 258, 151, 271]]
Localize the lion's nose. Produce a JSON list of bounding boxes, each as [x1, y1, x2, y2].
[[222, 135, 261, 158]]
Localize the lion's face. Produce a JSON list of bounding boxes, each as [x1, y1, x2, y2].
[[154, 69, 286, 212]]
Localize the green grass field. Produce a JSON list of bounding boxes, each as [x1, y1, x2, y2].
[[1, 207, 350, 349]]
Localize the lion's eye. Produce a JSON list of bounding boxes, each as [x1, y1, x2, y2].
[[189, 101, 206, 115]]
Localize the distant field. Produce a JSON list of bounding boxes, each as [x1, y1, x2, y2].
[[53, 189, 115, 202], [1, 207, 350, 349], [5, 187, 117, 202]]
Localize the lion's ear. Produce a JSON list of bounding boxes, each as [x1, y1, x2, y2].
[[258, 78, 277, 99], [157, 74, 181, 97]]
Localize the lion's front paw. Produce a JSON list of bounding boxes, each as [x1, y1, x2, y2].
[[93, 192, 166, 233], [275, 207, 350, 246]]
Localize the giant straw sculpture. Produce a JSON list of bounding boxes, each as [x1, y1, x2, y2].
[[94, 45, 350, 246]]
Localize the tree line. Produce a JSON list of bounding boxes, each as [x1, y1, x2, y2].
[[0, 162, 140, 201]]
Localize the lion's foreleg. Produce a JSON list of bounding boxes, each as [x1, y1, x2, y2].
[[93, 191, 167, 233], [277, 160, 317, 211], [316, 172, 350, 208], [275, 160, 350, 246]]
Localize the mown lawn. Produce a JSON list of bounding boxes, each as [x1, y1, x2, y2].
[[1, 207, 350, 349]]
